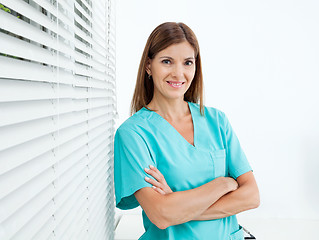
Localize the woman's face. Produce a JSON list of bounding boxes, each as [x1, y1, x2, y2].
[[146, 41, 196, 101]]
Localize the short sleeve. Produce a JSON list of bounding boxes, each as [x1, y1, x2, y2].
[[114, 127, 155, 210], [222, 112, 253, 179]]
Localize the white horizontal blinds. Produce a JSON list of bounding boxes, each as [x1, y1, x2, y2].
[[0, 0, 116, 239]]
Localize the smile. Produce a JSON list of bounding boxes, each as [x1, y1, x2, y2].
[[166, 81, 185, 88]]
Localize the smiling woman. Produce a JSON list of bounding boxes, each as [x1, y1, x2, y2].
[[130, 22, 204, 117], [114, 22, 260, 240], [145, 41, 196, 101]]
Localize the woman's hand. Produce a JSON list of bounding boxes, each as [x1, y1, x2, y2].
[[224, 177, 239, 192], [144, 165, 173, 195]]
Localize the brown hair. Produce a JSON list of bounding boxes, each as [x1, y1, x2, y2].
[[130, 22, 204, 116]]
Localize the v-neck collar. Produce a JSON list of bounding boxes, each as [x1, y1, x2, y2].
[[142, 101, 197, 149]]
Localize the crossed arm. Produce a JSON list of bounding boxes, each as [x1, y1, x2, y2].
[[193, 170, 260, 221], [134, 165, 260, 229]]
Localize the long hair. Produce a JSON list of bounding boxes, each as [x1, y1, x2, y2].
[[130, 22, 204, 116]]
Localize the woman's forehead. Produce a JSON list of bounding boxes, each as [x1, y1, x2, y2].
[[156, 42, 195, 58]]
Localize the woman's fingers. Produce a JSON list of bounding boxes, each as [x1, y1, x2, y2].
[[145, 177, 165, 195], [145, 176, 161, 188], [144, 165, 173, 194], [152, 186, 166, 195], [144, 166, 162, 182], [149, 165, 164, 178]]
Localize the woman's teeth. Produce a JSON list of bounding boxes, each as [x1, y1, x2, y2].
[[167, 81, 184, 88]]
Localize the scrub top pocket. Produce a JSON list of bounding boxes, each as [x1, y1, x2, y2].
[[229, 225, 244, 240], [210, 149, 226, 178]]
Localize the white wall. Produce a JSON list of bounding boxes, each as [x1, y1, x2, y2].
[[115, 0, 319, 220]]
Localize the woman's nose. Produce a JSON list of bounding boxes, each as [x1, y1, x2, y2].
[[171, 63, 184, 79]]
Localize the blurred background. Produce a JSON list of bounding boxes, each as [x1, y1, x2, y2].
[[115, 0, 319, 239]]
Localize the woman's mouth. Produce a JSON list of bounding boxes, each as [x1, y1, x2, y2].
[[166, 81, 185, 88]]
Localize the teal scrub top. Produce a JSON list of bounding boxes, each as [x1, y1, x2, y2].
[[114, 101, 252, 240]]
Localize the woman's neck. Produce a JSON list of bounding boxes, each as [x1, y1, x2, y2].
[[146, 96, 190, 122]]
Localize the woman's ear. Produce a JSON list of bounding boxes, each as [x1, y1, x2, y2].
[[145, 58, 151, 75]]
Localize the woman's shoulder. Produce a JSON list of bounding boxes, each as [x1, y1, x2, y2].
[[189, 101, 226, 119], [115, 107, 154, 134]]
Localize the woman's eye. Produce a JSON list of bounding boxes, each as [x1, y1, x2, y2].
[[162, 59, 171, 64], [185, 61, 193, 66]]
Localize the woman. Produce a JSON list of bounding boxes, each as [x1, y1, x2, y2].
[[114, 22, 260, 240]]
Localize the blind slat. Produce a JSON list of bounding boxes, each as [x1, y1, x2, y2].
[[0, 32, 73, 70], [74, 28, 106, 56], [74, 38, 108, 65], [0, 10, 73, 58], [0, 98, 114, 127], [3, 0, 73, 42], [0, 79, 116, 102], [0, 56, 73, 85]]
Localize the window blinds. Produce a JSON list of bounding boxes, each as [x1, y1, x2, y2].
[[0, 0, 117, 239]]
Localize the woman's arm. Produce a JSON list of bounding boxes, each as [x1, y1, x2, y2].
[[144, 167, 260, 222], [134, 175, 238, 230], [193, 171, 260, 220]]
